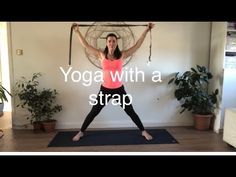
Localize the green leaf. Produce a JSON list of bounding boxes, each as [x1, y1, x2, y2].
[[197, 65, 202, 72], [191, 68, 197, 73], [180, 108, 186, 114], [207, 72, 213, 79], [168, 78, 175, 84], [201, 66, 206, 72], [183, 71, 191, 76], [175, 72, 179, 77]]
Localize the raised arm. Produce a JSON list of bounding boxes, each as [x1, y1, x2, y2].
[[122, 23, 154, 59], [73, 24, 102, 60]]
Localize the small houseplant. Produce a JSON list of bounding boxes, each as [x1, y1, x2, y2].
[[0, 83, 12, 117], [15, 73, 62, 132], [168, 65, 218, 130], [0, 83, 12, 137]]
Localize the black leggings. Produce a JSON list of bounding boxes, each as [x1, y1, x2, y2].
[[80, 85, 145, 132]]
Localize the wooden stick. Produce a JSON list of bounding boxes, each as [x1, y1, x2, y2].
[[74, 24, 148, 27]]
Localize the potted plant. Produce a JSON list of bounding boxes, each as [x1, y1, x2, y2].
[[0, 83, 12, 117], [0, 83, 12, 138], [15, 73, 62, 132], [168, 65, 219, 130]]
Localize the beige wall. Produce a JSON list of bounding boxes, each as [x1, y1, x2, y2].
[[9, 22, 211, 129]]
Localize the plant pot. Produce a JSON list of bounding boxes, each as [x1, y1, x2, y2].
[[33, 121, 44, 132], [42, 120, 57, 133], [0, 103, 4, 117], [193, 114, 213, 131], [209, 114, 216, 130]]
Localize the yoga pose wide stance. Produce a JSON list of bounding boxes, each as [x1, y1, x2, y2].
[[72, 23, 155, 141]]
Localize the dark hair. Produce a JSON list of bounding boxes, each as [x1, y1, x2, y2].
[[104, 33, 122, 59]]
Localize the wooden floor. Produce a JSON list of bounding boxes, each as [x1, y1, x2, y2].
[[0, 127, 235, 153]]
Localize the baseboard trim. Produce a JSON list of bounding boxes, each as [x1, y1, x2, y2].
[[55, 121, 193, 129]]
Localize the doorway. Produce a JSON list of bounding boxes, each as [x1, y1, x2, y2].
[[0, 22, 12, 129]]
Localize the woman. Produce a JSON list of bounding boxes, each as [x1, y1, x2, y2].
[[72, 23, 154, 141]]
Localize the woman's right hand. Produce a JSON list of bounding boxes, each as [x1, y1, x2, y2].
[[72, 23, 79, 32]]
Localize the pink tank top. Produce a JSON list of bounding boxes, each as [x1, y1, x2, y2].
[[101, 58, 123, 89]]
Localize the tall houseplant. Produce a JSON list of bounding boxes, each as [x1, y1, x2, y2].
[[15, 73, 62, 132], [168, 65, 218, 130]]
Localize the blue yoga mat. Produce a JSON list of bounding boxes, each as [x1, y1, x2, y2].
[[48, 129, 178, 147]]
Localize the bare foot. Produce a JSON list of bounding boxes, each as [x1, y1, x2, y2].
[[72, 131, 84, 142], [142, 130, 153, 141]]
